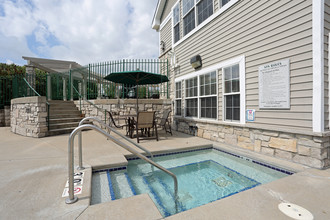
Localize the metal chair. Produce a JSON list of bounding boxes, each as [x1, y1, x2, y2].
[[133, 111, 158, 143], [157, 109, 172, 135]]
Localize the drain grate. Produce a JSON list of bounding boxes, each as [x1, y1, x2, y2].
[[212, 177, 232, 188], [278, 203, 313, 220]]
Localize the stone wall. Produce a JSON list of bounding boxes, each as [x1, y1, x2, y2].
[[74, 98, 172, 123], [174, 117, 330, 169], [0, 106, 11, 127], [11, 96, 48, 138]]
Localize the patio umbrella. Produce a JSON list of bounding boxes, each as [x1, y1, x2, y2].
[[104, 70, 169, 115]]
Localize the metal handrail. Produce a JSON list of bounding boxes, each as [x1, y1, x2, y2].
[[65, 124, 178, 213], [71, 83, 119, 128], [77, 116, 154, 170], [23, 77, 50, 130]]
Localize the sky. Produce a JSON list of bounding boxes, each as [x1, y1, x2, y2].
[[0, 0, 159, 66]]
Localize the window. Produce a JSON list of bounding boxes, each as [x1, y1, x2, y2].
[[184, 72, 217, 119], [223, 64, 240, 121], [185, 77, 198, 117], [221, 0, 231, 7], [173, 3, 180, 43], [182, 0, 195, 15], [182, 0, 195, 36], [175, 82, 182, 116], [200, 71, 217, 119], [197, 0, 213, 25]]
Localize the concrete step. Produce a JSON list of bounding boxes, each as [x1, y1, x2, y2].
[[49, 122, 80, 130], [49, 109, 81, 114], [49, 113, 82, 119], [49, 117, 82, 124], [46, 100, 82, 136], [47, 127, 76, 136]]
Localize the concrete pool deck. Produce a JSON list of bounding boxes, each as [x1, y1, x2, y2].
[[0, 126, 329, 219]]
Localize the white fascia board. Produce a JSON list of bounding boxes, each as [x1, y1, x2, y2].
[[312, 0, 325, 133], [152, 0, 167, 31]]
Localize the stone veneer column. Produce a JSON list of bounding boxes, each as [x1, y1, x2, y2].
[[11, 96, 48, 138]]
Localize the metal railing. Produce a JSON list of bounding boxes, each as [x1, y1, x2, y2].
[[77, 116, 154, 170], [65, 124, 178, 213]]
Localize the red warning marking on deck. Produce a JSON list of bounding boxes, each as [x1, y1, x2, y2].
[[74, 187, 82, 194]]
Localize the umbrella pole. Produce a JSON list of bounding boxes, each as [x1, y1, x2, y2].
[[136, 84, 139, 142]]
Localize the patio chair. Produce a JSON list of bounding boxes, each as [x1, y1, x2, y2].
[[106, 110, 130, 134], [157, 109, 172, 135], [133, 111, 158, 143]]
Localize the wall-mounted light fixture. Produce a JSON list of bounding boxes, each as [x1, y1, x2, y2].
[[160, 41, 165, 52], [190, 55, 202, 69]]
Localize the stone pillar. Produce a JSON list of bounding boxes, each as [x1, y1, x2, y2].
[[78, 82, 82, 100], [25, 62, 36, 95], [4, 106, 10, 126], [63, 77, 67, 101], [97, 82, 101, 99], [83, 77, 87, 100], [70, 70, 73, 101], [47, 74, 52, 100]]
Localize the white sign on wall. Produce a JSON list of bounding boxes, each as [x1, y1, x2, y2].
[[259, 59, 290, 109]]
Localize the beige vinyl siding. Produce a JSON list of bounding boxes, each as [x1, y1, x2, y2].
[[160, 0, 178, 23], [174, 0, 313, 132], [324, 1, 330, 130], [160, 18, 172, 55]]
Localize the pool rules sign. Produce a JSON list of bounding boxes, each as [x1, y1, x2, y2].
[[259, 59, 290, 109]]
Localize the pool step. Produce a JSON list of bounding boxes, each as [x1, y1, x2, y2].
[[91, 171, 112, 205], [143, 174, 183, 217], [110, 172, 136, 199]]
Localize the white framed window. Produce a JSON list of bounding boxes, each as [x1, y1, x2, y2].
[[175, 81, 182, 116], [200, 71, 217, 119], [183, 0, 195, 36], [172, 3, 180, 43], [172, 0, 238, 48], [197, 0, 213, 25], [185, 77, 198, 117], [223, 64, 240, 122], [220, 0, 231, 7], [175, 55, 245, 124]]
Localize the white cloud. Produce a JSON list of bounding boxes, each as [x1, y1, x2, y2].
[[0, 0, 159, 66]]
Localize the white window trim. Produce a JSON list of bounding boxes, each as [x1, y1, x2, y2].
[[176, 55, 245, 123], [222, 65, 241, 123], [312, 0, 324, 133], [175, 81, 182, 116], [160, 12, 172, 31], [173, 0, 239, 48]]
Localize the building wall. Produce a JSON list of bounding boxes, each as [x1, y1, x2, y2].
[[325, 0, 330, 130], [156, 0, 330, 168], [160, 0, 177, 23], [160, 18, 172, 55], [166, 0, 314, 133]]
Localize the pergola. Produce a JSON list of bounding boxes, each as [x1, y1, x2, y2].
[[22, 56, 91, 100]]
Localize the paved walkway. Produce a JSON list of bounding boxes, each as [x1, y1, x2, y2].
[[0, 127, 330, 219]]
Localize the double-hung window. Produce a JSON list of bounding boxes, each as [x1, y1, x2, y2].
[[185, 77, 198, 117], [173, 3, 180, 43], [197, 0, 213, 25], [223, 64, 240, 121], [200, 71, 217, 119], [221, 0, 231, 7], [175, 82, 182, 116], [182, 0, 195, 36]]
